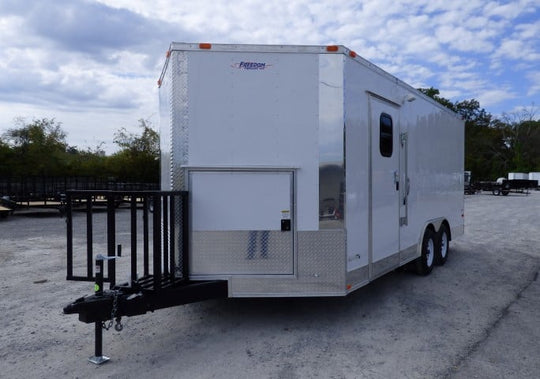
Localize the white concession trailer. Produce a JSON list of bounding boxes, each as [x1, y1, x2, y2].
[[158, 43, 464, 297]]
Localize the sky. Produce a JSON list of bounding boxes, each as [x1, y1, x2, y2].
[[0, 0, 538, 153]]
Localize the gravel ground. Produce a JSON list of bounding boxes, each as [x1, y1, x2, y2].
[[0, 191, 539, 379]]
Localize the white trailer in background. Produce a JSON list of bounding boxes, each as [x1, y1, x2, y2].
[[508, 173, 529, 180], [158, 43, 464, 297], [528, 172, 540, 185]]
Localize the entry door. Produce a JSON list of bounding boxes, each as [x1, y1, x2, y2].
[[369, 96, 400, 275]]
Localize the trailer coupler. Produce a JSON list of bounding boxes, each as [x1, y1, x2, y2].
[[64, 279, 227, 364], [64, 280, 228, 323]]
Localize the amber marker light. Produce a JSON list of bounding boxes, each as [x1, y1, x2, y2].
[[199, 43, 212, 49], [326, 45, 339, 52], [346, 284, 352, 290], [349, 51, 357, 58]]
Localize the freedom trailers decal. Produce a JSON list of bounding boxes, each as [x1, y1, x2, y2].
[[232, 61, 272, 70]]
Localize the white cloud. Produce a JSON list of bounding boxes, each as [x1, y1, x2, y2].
[[494, 38, 540, 61], [484, 0, 537, 19], [514, 22, 540, 39], [477, 88, 517, 107], [526, 71, 540, 97], [0, 0, 539, 150]]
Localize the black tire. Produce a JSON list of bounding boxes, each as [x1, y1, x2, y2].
[[415, 228, 435, 275], [435, 224, 449, 265], [501, 183, 511, 196]]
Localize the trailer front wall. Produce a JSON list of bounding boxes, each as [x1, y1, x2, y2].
[[181, 50, 320, 230], [160, 46, 349, 294]]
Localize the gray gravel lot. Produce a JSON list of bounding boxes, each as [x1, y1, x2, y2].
[[1, 192, 539, 379]]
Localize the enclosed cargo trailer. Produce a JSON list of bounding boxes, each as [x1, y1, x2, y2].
[[158, 43, 464, 296], [64, 43, 464, 362]]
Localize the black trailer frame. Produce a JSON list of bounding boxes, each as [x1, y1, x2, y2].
[[63, 190, 227, 363], [474, 179, 538, 196]]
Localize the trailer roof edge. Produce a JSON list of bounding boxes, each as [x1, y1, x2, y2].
[[160, 42, 462, 119]]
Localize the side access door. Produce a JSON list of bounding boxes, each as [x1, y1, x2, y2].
[[369, 94, 401, 278], [189, 170, 294, 276]]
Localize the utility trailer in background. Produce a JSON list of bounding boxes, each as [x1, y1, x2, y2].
[[475, 178, 538, 196], [64, 43, 464, 362]]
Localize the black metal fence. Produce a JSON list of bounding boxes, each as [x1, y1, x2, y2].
[[0, 176, 159, 203], [66, 190, 188, 292]]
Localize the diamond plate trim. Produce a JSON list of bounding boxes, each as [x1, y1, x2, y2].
[[171, 51, 189, 191], [166, 52, 190, 276], [191, 231, 293, 275], [229, 230, 346, 296]]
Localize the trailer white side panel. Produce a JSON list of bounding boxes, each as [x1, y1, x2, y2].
[[343, 58, 369, 275], [410, 105, 464, 236]]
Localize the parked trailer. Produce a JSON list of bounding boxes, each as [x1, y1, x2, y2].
[[476, 179, 538, 196], [64, 43, 464, 362], [464, 171, 476, 194], [529, 172, 540, 187]]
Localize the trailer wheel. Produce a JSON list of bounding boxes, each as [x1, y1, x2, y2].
[[416, 228, 435, 275], [492, 188, 500, 196], [435, 224, 449, 265]]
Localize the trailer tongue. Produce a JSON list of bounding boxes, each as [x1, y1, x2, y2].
[[63, 190, 227, 363]]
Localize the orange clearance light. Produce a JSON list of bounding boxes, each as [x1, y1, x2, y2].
[[349, 50, 357, 58], [166, 50, 171, 58], [346, 284, 352, 290], [157, 79, 162, 87], [199, 43, 212, 49], [326, 45, 339, 52]]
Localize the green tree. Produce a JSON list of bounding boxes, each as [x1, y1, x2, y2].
[[109, 119, 160, 182], [64, 144, 109, 178], [0, 136, 13, 176], [418, 87, 456, 111], [499, 106, 540, 173], [2, 118, 69, 176]]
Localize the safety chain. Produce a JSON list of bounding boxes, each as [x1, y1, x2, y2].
[[101, 290, 123, 332]]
